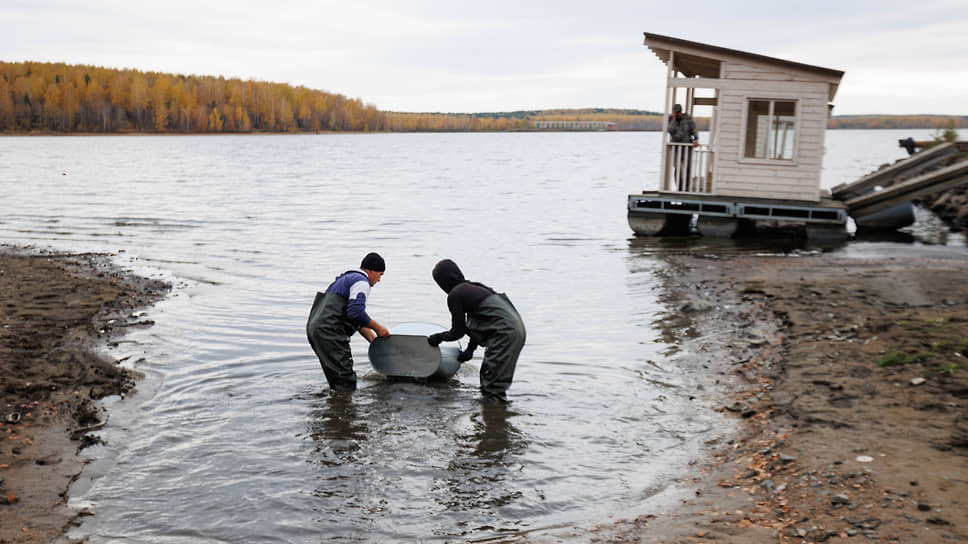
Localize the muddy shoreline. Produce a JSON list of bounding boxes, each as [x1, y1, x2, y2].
[[580, 248, 968, 543], [0, 247, 169, 543]]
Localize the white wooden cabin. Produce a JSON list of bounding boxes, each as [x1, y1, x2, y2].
[[646, 32, 844, 202], [628, 33, 849, 239]]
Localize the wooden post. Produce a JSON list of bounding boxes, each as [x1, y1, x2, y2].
[[659, 52, 674, 191]]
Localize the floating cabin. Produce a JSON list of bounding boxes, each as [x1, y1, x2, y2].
[[628, 33, 849, 239]]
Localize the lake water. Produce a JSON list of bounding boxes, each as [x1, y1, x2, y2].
[[0, 129, 956, 542]]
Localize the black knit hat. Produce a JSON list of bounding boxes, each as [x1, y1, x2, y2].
[[360, 252, 386, 272]]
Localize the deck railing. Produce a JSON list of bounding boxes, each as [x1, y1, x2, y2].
[[664, 143, 714, 193]]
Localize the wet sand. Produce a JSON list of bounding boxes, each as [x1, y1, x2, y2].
[[0, 248, 168, 543], [579, 249, 968, 543], [2, 245, 967, 543]]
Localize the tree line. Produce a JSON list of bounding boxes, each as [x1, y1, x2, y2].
[[1, 61, 964, 134], [0, 61, 666, 133], [0, 61, 387, 133], [828, 115, 967, 130]]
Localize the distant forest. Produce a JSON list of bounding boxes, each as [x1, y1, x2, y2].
[[1, 61, 964, 134], [828, 115, 967, 130]]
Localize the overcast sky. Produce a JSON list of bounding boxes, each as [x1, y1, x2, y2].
[[4, 1, 966, 115]]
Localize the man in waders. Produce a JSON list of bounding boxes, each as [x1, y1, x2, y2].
[[306, 252, 390, 391], [427, 259, 526, 403]]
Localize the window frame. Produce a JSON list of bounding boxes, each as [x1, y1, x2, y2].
[[738, 97, 801, 166]]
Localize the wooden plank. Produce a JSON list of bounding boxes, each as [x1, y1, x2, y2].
[[799, 137, 822, 148], [798, 124, 820, 133], [716, 188, 820, 201], [718, 178, 816, 191], [669, 77, 830, 94], [715, 182, 819, 201], [725, 62, 775, 73], [717, 177, 818, 192], [717, 181, 818, 196], [721, 85, 828, 98], [801, 106, 830, 117], [831, 142, 958, 200], [716, 163, 813, 177], [846, 160, 968, 217], [718, 162, 811, 175], [726, 71, 797, 82], [725, 62, 833, 83]]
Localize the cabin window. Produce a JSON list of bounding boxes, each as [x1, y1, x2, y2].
[[744, 99, 797, 161]]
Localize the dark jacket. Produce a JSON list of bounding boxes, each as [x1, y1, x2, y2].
[[432, 259, 494, 343], [668, 114, 698, 144]]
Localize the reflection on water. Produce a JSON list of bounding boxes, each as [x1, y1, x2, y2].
[[444, 403, 524, 504], [471, 404, 521, 457], [305, 385, 529, 541], [625, 232, 840, 258], [440, 403, 526, 540], [309, 392, 368, 466]]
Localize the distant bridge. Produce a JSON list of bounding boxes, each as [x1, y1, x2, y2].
[[532, 120, 617, 131]]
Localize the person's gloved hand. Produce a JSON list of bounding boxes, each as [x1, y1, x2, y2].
[[427, 333, 444, 347], [457, 349, 474, 362]]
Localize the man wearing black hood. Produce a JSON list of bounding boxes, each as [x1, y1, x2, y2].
[[306, 252, 390, 391], [427, 259, 526, 403]]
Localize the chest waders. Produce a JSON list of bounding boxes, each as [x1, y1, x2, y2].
[[466, 293, 526, 402], [306, 291, 359, 391]]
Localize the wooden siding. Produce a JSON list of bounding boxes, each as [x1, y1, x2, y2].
[[722, 61, 837, 84], [724, 62, 798, 82], [671, 78, 832, 94], [650, 36, 842, 203], [710, 74, 830, 202]]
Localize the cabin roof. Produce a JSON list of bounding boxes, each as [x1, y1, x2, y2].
[[644, 32, 844, 81]]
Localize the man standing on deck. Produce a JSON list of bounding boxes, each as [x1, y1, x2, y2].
[[668, 103, 699, 191], [427, 259, 526, 404], [306, 252, 390, 391]]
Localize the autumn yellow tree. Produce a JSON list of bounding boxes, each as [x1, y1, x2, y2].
[[85, 77, 109, 131], [0, 80, 14, 129], [43, 80, 62, 129]]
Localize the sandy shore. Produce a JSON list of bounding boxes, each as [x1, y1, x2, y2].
[[578, 247, 968, 543], [0, 248, 168, 543], [2, 244, 967, 543]]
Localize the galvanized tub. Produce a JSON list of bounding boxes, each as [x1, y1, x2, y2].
[[367, 322, 462, 380]]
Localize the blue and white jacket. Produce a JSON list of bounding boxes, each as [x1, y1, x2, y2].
[[325, 269, 372, 328]]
